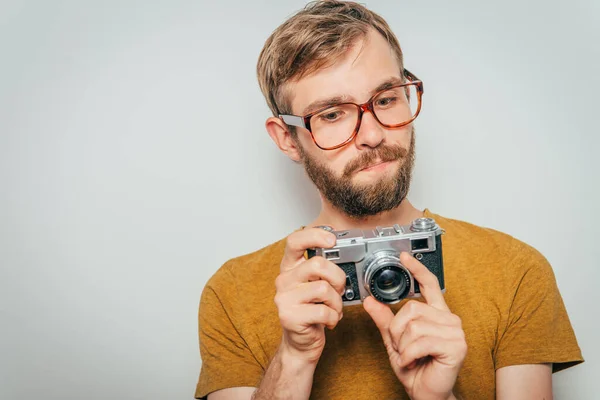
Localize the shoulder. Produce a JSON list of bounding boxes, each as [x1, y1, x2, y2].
[[202, 235, 289, 301], [425, 209, 551, 276], [426, 209, 514, 249]]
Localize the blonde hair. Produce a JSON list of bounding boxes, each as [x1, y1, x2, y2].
[[256, 0, 404, 119]]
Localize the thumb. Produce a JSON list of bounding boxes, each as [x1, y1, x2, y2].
[[363, 296, 395, 351]]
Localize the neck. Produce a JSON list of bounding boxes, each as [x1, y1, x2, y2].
[[309, 196, 424, 231]]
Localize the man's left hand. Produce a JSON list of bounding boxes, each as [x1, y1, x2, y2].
[[363, 252, 467, 400]]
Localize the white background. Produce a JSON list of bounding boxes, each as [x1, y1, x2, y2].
[[1, 0, 598, 399]]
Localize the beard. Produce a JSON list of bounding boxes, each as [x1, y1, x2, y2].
[[298, 129, 416, 219]]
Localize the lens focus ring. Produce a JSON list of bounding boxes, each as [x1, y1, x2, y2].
[[364, 251, 411, 304]]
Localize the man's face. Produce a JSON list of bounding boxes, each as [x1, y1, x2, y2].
[[284, 28, 415, 219]]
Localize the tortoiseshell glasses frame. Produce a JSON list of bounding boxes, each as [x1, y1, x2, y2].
[[279, 69, 423, 150]]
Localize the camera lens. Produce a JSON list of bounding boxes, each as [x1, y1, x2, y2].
[[364, 250, 412, 304], [371, 266, 410, 302], [375, 268, 404, 294]]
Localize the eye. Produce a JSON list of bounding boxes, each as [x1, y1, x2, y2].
[[318, 110, 344, 122], [375, 97, 397, 107]]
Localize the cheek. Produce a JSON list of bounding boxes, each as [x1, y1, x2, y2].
[[294, 131, 317, 158], [324, 147, 357, 173], [302, 144, 354, 176], [392, 125, 414, 145]]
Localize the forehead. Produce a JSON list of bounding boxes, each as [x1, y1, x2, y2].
[[285, 28, 402, 115]]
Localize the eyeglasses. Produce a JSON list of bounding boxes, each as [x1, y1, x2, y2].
[[279, 69, 423, 150]]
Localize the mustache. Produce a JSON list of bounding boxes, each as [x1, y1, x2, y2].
[[342, 143, 408, 178]]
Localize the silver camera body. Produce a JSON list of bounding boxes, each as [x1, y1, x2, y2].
[[307, 218, 445, 305]]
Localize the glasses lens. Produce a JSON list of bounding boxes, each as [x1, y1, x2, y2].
[[373, 84, 419, 126], [310, 104, 359, 149]]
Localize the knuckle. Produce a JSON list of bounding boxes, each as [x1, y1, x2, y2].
[[324, 307, 335, 322], [336, 269, 347, 285], [278, 308, 290, 325], [423, 274, 439, 289], [314, 256, 328, 270], [406, 320, 419, 335], [285, 235, 296, 250], [273, 292, 288, 309], [315, 258, 334, 277], [331, 292, 343, 311], [317, 305, 329, 320], [451, 313, 462, 327], [405, 300, 421, 315], [330, 311, 339, 325], [274, 275, 285, 292], [334, 300, 343, 315], [389, 319, 402, 337], [316, 280, 329, 295], [455, 324, 466, 340], [457, 337, 468, 355]]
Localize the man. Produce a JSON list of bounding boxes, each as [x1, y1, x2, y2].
[[195, 1, 583, 399]]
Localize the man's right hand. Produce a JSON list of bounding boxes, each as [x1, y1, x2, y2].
[[274, 228, 347, 364], [212, 229, 345, 400]]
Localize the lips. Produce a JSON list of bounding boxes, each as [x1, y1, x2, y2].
[[360, 160, 390, 172]]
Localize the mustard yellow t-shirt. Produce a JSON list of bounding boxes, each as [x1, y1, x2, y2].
[[195, 209, 583, 399]]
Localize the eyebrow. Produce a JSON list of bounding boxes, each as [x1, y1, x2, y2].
[[301, 76, 405, 116]]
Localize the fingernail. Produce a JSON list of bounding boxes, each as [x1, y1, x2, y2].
[[327, 236, 335, 246], [339, 312, 344, 320]]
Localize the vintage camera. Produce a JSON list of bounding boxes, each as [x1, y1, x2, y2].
[[307, 218, 445, 305]]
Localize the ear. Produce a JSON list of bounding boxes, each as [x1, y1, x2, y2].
[[265, 116, 303, 162]]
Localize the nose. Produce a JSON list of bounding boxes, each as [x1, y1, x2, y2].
[[354, 106, 386, 149]]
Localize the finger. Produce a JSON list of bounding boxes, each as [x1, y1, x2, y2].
[[397, 320, 462, 356], [390, 300, 461, 342], [400, 252, 448, 311], [279, 303, 342, 331], [281, 228, 337, 271], [397, 336, 467, 369], [277, 280, 344, 316], [277, 256, 346, 294], [363, 296, 395, 353]]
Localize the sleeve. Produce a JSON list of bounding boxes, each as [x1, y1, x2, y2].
[[494, 241, 584, 372], [195, 267, 264, 399]]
